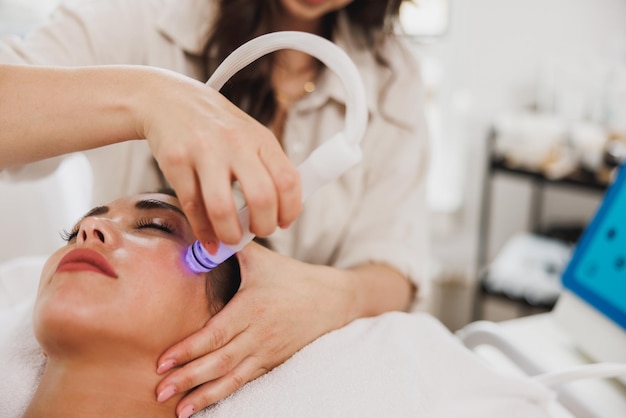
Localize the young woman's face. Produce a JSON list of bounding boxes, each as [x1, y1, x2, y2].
[[278, 0, 354, 24], [34, 193, 211, 358]]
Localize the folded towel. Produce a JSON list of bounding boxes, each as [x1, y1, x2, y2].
[[0, 303, 555, 418]]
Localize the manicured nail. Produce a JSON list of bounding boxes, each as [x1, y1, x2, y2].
[[157, 359, 176, 374], [179, 405, 195, 418], [203, 241, 218, 255], [157, 385, 177, 403]]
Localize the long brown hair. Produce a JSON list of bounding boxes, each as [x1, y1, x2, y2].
[[204, 0, 403, 126]]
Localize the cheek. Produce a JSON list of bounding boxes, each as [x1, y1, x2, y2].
[[37, 251, 63, 294], [115, 242, 211, 348], [33, 252, 67, 349], [34, 242, 211, 356]]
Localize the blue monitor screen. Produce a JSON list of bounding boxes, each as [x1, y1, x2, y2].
[[562, 165, 626, 331]]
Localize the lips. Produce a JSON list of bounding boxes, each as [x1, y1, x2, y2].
[[56, 248, 118, 278]]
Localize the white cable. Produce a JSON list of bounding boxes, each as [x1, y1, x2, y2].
[[206, 31, 368, 148], [533, 363, 626, 387]]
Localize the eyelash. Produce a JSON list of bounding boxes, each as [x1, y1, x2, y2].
[[60, 218, 177, 243], [136, 217, 177, 235], [60, 227, 80, 243]]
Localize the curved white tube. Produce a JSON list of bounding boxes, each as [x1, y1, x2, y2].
[[206, 31, 367, 148], [186, 31, 368, 273], [533, 363, 626, 387]]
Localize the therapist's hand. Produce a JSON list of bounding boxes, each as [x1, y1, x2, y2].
[[140, 69, 301, 246], [154, 242, 356, 415]]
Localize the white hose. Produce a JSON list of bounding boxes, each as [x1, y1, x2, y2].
[[533, 363, 626, 387], [206, 31, 367, 149]]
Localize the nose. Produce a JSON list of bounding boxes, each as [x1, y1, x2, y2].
[[76, 217, 116, 246]]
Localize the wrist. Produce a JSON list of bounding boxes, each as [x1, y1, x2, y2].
[[338, 263, 415, 319], [310, 264, 361, 327], [124, 66, 163, 141]]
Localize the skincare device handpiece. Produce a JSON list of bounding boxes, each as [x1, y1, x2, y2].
[[184, 130, 362, 273], [184, 31, 366, 274]]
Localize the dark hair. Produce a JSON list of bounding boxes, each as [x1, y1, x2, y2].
[[206, 255, 241, 315], [204, 0, 403, 126], [206, 236, 270, 314]]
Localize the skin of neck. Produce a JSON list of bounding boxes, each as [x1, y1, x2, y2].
[[272, 8, 324, 74], [23, 351, 181, 418]]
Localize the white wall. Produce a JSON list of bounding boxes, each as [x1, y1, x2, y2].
[[0, 0, 93, 263], [0, 0, 62, 35], [0, 155, 93, 262], [417, 0, 626, 278]]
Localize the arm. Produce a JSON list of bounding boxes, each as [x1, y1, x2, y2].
[[0, 63, 301, 245], [349, 263, 416, 317], [0, 64, 148, 167], [0, 0, 301, 243]]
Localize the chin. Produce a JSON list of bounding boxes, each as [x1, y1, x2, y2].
[[280, 0, 328, 21], [34, 300, 103, 353], [34, 292, 145, 360]]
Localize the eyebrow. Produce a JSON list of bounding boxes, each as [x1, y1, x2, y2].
[[134, 199, 187, 220], [83, 205, 109, 218]]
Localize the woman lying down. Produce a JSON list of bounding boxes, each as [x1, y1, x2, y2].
[[1, 192, 557, 418]]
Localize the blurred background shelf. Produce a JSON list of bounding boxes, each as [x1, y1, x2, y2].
[[474, 130, 610, 321]]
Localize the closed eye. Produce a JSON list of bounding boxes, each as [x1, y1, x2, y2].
[[136, 217, 177, 235], [60, 218, 178, 243]]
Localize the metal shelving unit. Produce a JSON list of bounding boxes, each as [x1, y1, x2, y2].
[[474, 129, 609, 320]]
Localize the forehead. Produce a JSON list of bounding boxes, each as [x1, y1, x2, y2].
[[109, 193, 182, 212]]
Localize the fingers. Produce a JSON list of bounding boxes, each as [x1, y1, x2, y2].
[[156, 331, 254, 405], [145, 77, 301, 246], [157, 305, 248, 375], [258, 140, 302, 228], [161, 164, 217, 245], [229, 129, 300, 237], [195, 155, 242, 245], [157, 134, 299, 245], [175, 357, 267, 417], [233, 157, 277, 238]]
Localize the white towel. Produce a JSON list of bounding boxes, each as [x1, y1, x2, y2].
[[0, 304, 555, 418], [200, 312, 555, 418], [0, 298, 45, 418]]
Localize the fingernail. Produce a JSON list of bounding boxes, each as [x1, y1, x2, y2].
[[203, 241, 218, 255], [179, 405, 195, 418], [157, 359, 176, 374], [157, 385, 177, 403]]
